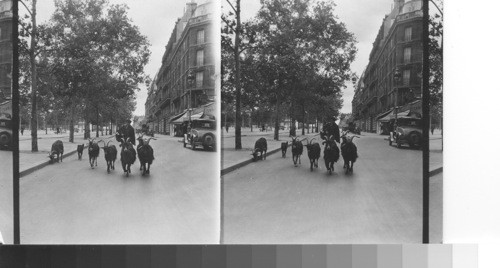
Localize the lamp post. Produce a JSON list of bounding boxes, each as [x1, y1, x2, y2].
[[187, 69, 195, 123], [393, 68, 402, 122]]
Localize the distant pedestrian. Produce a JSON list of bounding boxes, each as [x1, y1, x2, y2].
[[56, 127, 60, 135], [20, 126, 24, 135], [431, 124, 435, 135], [225, 124, 229, 133]]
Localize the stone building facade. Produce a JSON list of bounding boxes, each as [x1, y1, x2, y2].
[[145, 1, 215, 135], [352, 0, 423, 134]]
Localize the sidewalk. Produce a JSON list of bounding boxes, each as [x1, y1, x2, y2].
[[221, 127, 443, 176], [18, 130, 115, 177]]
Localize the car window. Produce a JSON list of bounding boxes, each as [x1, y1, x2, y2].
[[193, 121, 215, 129]]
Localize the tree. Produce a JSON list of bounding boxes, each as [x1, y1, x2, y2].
[[248, 0, 357, 140], [429, 1, 443, 134], [20, 0, 151, 142]]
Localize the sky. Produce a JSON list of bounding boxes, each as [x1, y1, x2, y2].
[[28, 0, 209, 117], [224, 0, 395, 114]]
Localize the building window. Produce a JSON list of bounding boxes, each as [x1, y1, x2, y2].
[[405, 27, 412, 42], [196, 49, 204, 66], [403, 69, 411, 85], [197, 29, 205, 44], [196, 72, 203, 88], [404, 47, 411, 63]]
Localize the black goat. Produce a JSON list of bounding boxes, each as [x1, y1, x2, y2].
[[251, 137, 267, 161], [341, 132, 359, 174], [77, 144, 84, 160], [281, 142, 288, 158], [323, 135, 340, 175], [88, 138, 101, 169], [48, 140, 64, 163], [102, 140, 117, 173], [120, 137, 136, 176], [291, 136, 303, 167], [305, 138, 321, 172], [137, 135, 155, 175]]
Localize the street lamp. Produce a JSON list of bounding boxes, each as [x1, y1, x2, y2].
[[393, 67, 402, 122], [187, 69, 196, 123]]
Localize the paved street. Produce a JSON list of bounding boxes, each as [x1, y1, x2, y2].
[[222, 132, 442, 243], [0, 150, 13, 244], [20, 134, 219, 244]]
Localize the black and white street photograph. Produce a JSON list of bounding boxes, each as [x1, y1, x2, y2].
[[17, 0, 219, 243], [221, 0, 443, 243]]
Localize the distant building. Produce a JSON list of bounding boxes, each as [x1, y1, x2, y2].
[[352, 0, 423, 134], [0, 0, 12, 103], [145, 0, 215, 135]]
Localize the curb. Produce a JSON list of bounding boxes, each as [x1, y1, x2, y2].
[[429, 167, 443, 177], [20, 147, 85, 178], [221, 147, 282, 176]]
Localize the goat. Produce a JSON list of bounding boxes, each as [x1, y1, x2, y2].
[[341, 132, 359, 174], [251, 137, 267, 161], [48, 140, 64, 163], [120, 137, 136, 176], [137, 135, 155, 175], [291, 136, 303, 167], [101, 140, 117, 173], [281, 142, 288, 158], [77, 144, 84, 160], [88, 138, 101, 169], [304, 138, 321, 172], [323, 135, 340, 175]]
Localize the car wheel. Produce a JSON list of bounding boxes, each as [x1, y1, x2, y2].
[[408, 132, 421, 148], [396, 137, 402, 148], [0, 132, 11, 149]]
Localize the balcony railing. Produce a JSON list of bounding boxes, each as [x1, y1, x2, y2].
[[396, 10, 423, 22]]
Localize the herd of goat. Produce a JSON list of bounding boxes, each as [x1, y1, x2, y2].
[[48, 134, 155, 176], [251, 131, 359, 175]]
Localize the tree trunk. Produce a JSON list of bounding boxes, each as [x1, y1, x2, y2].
[[250, 108, 253, 132], [69, 99, 74, 143], [302, 106, 305, 136], [95, 106, 99, 138], [274, 97, 280, 141], [30, 0, 38, 152], [234, 0, 242, 149], [84, 119, 89, 139]]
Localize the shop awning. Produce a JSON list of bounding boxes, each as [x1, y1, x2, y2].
[[378, 110, 410, 122], [169, 111, 187, 123], [171, 112, 205, 124]]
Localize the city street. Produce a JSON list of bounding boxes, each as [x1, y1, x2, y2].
[[0, 150, 13, 244], [20, 134, 219, 244], [222, 133, 441, 243]]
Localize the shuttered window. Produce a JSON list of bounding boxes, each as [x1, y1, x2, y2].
[[403, 70, 411, 85], [196, 71, 203, 88], [405, 27, 412, 41], [197, 30, 205, 44], [196, 49, 204, 66], [404, 47, 411, 63]]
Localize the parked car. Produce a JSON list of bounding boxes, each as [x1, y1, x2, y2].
[[184, 118, 216, 151], [0, 118, 12, 150], [389, 117, 422, 149]]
